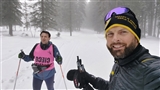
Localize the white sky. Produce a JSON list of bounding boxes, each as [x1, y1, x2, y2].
[[1, 28, 160, 90], [86, 0, 90, 3]]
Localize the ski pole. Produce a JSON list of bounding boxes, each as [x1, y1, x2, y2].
[[13, 49, 23, 90], [13, 58, 21, 90], [60, 65, 68, 90]]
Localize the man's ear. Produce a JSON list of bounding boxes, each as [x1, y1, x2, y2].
[[135, 37, 139, 46], [136, 37, 139, 43]]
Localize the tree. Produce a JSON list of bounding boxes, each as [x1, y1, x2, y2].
[[0, 0, 2, 26], [58, 0, 86, 36], [22, 0, 30, 31], [90, 1, 104, 33], [55, 1, 63, 31], [1, 0, 23, 36], [72, 1, 86, 31], [156, 0, 160, 37], [158, 20, 160, 38], [30, 0, 57, 31]]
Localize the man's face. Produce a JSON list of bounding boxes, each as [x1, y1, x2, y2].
[[105, 26, 138, 59], [40, 33, 50, 44]]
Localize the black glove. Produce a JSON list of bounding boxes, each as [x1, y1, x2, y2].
[[18, 51, 25, 59], [73, 70, 88, 88], [67, 69, 95, 89], [56, 56, 62, 65], [83, 84, 94, 90]]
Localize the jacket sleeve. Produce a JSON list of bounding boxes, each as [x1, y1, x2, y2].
[[53, 44, 62, 59], [93, 77, 109, 90], [143, 59, 160, 90], [85, 72, 109, 90], [23, 44, 38, 62]]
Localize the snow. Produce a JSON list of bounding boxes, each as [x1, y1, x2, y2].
[[1, 29, 160, 90]]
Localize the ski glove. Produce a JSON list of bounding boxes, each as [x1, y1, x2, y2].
[[74, 70, 89, 89], [18, 51, 25, 59], [56, 56, 62, 65], [67, 69, 95, 89]]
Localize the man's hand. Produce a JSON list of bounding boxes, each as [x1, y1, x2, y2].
[[67, 69, 90, 89]]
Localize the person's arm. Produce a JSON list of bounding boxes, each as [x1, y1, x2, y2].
[[84, 72, 109, 90], [143, 59, 160, 90], [93, 77, 109, 90], [23, 44, 38, 62], [53, 44, 62, 65]]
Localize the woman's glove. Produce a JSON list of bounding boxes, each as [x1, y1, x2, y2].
[[18, 51, 25, 59], [56, 56, 62, 65]]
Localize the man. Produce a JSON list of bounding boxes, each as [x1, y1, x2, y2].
[[67, 7, 160, 90], [18, 30, 62, 90]]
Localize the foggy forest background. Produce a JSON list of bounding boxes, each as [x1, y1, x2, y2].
[[0, 0, 160, 38]]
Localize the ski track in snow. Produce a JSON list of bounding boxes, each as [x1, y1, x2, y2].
[[1, 32, 84, 90]]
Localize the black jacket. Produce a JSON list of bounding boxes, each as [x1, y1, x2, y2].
[[88, 44, 160, 90]]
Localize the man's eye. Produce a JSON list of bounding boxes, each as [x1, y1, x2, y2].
[[107, 33, 113, 37], [122, 31, 127, 33], [120, 31, 127, 34]]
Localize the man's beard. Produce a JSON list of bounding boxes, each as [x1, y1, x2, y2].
[[107, 41, 137, 59]]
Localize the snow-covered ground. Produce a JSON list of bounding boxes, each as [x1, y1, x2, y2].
[[1, 29, 160, 90]]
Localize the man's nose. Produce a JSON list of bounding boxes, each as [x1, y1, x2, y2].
[[112, 34, 120, 42]]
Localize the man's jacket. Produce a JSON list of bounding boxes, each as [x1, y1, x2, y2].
[[90, 44, 160, 90]]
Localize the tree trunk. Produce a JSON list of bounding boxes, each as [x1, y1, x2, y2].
[[141, 12, 145, 38], [157, 28, 160, 38], [148, 2, 154, 36], [152, 1, 158, 37], [9, 24, 13, 36], [143, 17, 146, 38], [69, 2, 72, 36], [41, 0, 45, 31]]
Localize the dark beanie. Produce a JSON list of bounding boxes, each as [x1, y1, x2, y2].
[[105, 13, 141, 41]]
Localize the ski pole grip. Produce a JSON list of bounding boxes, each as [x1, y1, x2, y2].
[[77, 56, 85, 72], [77, 56, 79, 60], [20, 49, 23, 52]]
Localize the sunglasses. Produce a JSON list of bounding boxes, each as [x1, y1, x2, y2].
[[104, 7, 135, 23]]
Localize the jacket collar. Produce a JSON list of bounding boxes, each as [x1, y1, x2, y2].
[[40, 41, 52, 50]]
